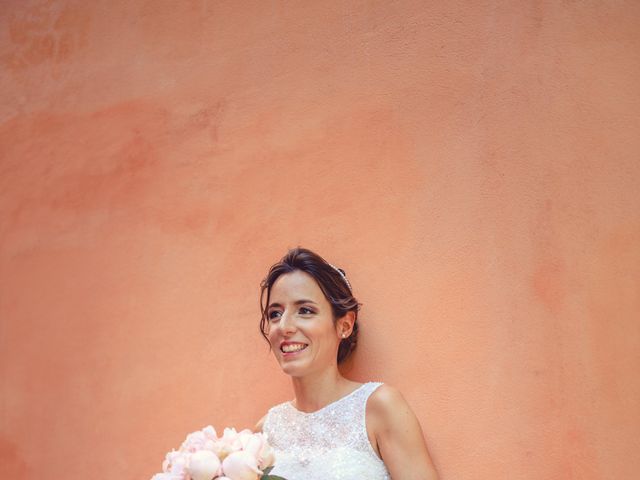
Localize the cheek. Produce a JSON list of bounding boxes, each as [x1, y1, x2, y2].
[[265, 325, 276, 343], [314, 323, 339, 345], [267, 329, 285, 350]]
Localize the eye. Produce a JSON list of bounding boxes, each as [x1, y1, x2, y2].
[[268, 310, 281, 321], [299, 307, 315, 315]]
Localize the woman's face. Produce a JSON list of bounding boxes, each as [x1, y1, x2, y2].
[[265, 270, 346, 377]]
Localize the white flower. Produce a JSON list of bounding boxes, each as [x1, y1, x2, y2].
[[187, 450, 222, 480]]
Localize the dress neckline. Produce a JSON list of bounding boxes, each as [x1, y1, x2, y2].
[[286, 382, 369, 416]]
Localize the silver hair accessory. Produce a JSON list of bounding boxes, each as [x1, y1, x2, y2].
[[328, 263, 352, 291]]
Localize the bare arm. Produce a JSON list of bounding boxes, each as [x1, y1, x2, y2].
[[368, 385, 439, 480], [254, 414, 266, 433]]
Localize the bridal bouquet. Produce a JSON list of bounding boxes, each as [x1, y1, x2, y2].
[[151, 425, 286, 480]]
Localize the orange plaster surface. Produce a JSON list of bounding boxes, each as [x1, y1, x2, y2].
[[1, 1, 639, 479]]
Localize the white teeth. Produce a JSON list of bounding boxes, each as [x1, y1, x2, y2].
[[281, 343, 307, 353]]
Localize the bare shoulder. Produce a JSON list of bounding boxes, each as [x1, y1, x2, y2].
[[370, 383, 405, 403], [368, 384, 440, 479], [366, 383, 418, 439], [368, 384, 410, 416]]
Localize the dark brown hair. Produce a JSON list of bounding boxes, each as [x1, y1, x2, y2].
[[259, 247, 361, 364]]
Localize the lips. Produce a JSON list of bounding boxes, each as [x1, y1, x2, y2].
[[280, 342, 308, 354]]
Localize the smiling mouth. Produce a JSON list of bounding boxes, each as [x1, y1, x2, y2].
[[281, 343, 308, 353]]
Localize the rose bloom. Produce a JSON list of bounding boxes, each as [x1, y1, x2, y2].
[[222, 450, 262, 480]]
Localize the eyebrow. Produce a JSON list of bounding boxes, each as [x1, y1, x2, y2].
[[267, 299, 318, 309]]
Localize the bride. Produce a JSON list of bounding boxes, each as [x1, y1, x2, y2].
[[255, 247, 439, 480]]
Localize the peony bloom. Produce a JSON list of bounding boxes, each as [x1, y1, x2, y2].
[[151, 474, 184, 480], [202, 425, 218, 451], [150, 425, 284, 480], [187, 450, 221, 480], [202, 425, 218, 440], [242, 433, 264, 458], [162, 450, 184, 472], [222, 428, 242, 448], [182, 430, 207, 453], [237, 429, 255, 450], [213, 428, 242, 460], [166, 453, 189, 476], [222, 450, 262, 480], [258, 440, 275, 469]]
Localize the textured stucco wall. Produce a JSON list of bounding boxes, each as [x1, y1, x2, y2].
[[1, 1, 639, 479]]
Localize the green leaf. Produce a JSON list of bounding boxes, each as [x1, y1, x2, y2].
[[262, 466, 274, 475], [261, 476, 288, 480]]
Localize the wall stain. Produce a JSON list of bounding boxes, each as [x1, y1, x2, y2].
[[0, 437, 29, 477], [0, 98, 233, 255], [532, 259, 565, 315], [530, 199, 566, 314], [182, 100, 226, 144], [1, 2, 90, 71]]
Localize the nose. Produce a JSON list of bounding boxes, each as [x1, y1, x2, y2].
[[279, 309, 297, 335]]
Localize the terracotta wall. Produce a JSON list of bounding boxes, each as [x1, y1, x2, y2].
[[1, 1, 639, 479]]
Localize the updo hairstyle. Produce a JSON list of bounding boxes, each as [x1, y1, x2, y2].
[[259, 247, 361, 364]]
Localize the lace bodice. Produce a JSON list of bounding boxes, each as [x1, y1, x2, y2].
[[263, 382, 391, 480]]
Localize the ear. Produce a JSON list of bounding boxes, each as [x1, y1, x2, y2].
[[336, 311, 355, 338]]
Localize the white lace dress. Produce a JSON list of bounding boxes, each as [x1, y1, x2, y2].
[[263, 382, 391, 480]]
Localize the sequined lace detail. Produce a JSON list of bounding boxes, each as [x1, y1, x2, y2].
[[263, 382, 391, 480]]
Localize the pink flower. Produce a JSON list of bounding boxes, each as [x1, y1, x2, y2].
[[162, 450, 183, 472], [242, 433, 264, 458], [258, 440, 275, 469], [152, 425, 282, 480], [213, 428, 242, 460], [221, 450, 262, 480], [242, 432, 275, 469], [163, 451, 188, 476], [202, 425, 218, 440], [187, 450, 221, 480], [237, 429, 255, 449], [151, 474, 183, 480], [222, 428, 242, 448], [181, 430, 207, 453], [179, 425, 220, 454]]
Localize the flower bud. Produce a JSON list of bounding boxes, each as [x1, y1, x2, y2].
[[187, 450, 221, 480], [221, 450, 262, 480]]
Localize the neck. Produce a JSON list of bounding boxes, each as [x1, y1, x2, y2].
[[290, 365, 358, 413]]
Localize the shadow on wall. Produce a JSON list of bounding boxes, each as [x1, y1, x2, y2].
[[0, 437, 29, 477]]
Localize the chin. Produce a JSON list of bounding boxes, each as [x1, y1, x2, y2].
[[277, 354, 319, 377], [278, 361, 307, 377]]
